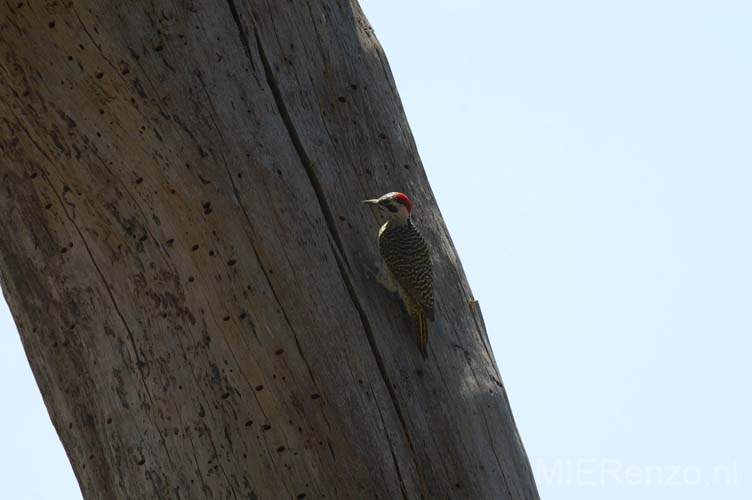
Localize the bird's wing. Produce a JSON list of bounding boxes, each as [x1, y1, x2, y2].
[[380, 224, 434, 318]]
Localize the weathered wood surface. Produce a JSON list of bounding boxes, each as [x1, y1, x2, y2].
[[0, 1, 539, 499]]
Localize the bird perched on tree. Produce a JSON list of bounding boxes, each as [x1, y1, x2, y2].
[[363, 192, 434, 358]]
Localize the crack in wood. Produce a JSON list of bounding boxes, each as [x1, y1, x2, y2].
[[237, 6, 427, 491], [192, 25, 322, 398], [374, 396, 411, 500], [225, 0, 259, 79]]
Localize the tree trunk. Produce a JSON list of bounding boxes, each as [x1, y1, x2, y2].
[[0, 2, 538, 499]]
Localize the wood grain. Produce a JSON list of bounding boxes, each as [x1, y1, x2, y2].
[[0, 1, 539, 498]]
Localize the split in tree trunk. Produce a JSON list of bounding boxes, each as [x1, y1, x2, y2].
[[0, 2, 539, 498]]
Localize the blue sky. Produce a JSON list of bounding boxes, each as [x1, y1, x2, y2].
[[2, 1, 751, 498]]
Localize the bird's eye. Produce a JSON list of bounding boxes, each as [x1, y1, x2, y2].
[[384, 202, 399, 213]]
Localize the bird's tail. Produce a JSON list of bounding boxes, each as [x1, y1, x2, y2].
[[417, 311, 428, 359]]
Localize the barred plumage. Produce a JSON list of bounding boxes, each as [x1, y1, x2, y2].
[[379, 220, 434, 321], [363, 191, 434, 358]]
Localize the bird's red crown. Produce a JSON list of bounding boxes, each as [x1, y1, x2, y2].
[[393, 192, 412, 213]]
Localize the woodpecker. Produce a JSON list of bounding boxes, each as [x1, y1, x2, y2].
[[363, 192, 434, 358]]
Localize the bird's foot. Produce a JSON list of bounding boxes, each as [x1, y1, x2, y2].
[[363, 262, 380, 282], [374, 265, 398, 292]]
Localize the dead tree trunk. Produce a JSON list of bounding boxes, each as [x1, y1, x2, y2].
[[0, 2, 538, 499]]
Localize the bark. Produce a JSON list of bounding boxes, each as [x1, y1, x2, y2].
[[0, 2, 538, 499]]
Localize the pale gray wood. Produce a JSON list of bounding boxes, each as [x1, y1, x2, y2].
[[0, 1, 539, 499]]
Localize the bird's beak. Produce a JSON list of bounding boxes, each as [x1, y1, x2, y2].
[[362, 198, 381, 206]]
